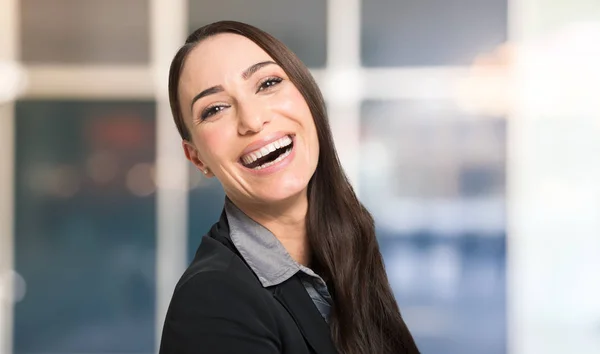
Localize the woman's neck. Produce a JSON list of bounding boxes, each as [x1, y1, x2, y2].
[[232, 193, 311, 266]]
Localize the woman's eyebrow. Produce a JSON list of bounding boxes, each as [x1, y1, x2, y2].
[[190, 85, 224, 113], [241, 60, 277, 80]]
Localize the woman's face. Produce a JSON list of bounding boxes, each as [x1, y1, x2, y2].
[[178, 33, 319, 207]]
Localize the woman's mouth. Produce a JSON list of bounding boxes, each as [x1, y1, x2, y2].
[[240, 135, 294, 170]]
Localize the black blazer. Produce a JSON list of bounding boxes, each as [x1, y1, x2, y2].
[[159, 210, 338, 354]]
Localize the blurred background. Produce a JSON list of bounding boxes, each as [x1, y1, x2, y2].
[[0, 0, 599, 353]]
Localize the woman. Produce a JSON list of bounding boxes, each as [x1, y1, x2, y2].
[[159, 20, 419, 354]]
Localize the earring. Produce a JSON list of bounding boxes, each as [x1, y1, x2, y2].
[[203, 168, 209, 175]]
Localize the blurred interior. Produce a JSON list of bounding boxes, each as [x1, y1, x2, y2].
[[0, 0, 599, 354]]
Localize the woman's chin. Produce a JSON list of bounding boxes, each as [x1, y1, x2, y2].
[[250, 179, 310, 206]]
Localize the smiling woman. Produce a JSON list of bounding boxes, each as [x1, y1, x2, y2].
[[159, 21, 419, 354], [177, 32, 319, 210]]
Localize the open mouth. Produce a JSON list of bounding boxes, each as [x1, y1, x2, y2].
[[240, 135, 294, 170]]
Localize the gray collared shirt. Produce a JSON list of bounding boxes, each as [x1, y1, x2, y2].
[[225, 198, 333, 323]]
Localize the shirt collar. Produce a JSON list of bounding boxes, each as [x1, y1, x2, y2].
[[224, 198, 321, 287]]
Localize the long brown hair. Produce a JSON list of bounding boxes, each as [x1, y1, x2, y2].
[[168, 21, 419, 354]]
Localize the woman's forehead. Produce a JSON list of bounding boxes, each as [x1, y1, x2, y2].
[[185, 34, 274, 79]]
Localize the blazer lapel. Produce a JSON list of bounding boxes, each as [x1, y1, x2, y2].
[[272, 275, 338, 354]]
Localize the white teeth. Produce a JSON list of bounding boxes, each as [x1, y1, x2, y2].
[[253, 146, 292, 170], [241, 135, 293, 165]]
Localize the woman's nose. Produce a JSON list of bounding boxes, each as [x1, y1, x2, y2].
[[237, 101, 270, 135]]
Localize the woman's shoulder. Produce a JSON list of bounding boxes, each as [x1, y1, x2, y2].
[[173, 235, 263, 300], [161, 241, 282, 354], [165, 236, 277, 328]]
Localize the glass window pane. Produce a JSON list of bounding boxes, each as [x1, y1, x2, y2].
[[188, 0, 327, 68], [361, 100, 506, 354], [14, 100, 156, 353], [20, 0, 150, 64], [361, 0, 507, 66]]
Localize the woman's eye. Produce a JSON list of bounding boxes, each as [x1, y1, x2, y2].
[[257, 77, 283, 92], [201, 105, 228, 120]]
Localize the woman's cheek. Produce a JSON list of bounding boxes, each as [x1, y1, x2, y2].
[[272, 91, 300, 114], [198, 126, 234, 163]]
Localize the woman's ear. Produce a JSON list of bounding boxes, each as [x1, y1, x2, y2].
[[182, 140, 214, 177]]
